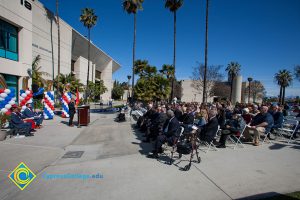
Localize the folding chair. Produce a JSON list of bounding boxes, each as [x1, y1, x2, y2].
[[161, 126, 185, 165], [227, 125, 247, 149], [246, 126, 273, 146], [260, 131, 273, 145], [198, 126, 219, 153], [169, 126, 185, 164], [277, 119, 299, 144]]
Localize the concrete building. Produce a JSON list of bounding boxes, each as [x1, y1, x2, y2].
[[241, 81, 263, 104], [181, 80, 214, 103], [0, 0, 120, 101]]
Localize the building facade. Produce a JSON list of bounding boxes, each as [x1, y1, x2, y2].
[[0, 0, 120, 101], [181, 80, 214, 103]]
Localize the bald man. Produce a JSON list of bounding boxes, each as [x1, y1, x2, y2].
[[243, 106, 274, 146]]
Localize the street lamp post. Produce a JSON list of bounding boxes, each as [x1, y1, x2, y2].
[[247, 77, 253, 103], [127, 75, 131, 101]]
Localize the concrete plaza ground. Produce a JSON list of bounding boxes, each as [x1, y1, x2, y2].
[[0, 112, 299, 200]]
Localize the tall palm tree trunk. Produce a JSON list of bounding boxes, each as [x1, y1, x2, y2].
[[282, 86, 286, 105], [50, 18, 55, 90], [230, 76, 233, 102], [248, 81, 251, 103], [85, 28, 91, 103], [170, 10, 177, 102], [279, 86, 282, 104], [203, 0, 209, 103], [131, 13, 136, 101], [56, 0, 60, 78]]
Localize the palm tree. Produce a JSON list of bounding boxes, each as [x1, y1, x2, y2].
[[247, 77, 253, 103], [225, 62, 241, 102], [56, 0, 61, 81], [55, 73, 84, 95], [275, 69, 293, 105], [165, 0, 183, 100], [32, 55, 51, 88], [294, 65, 300, 81], [80, 8, 98, 103], [160, 64, 175, 79], [202, 0, 210, 103], [123, 0, 144, 100]]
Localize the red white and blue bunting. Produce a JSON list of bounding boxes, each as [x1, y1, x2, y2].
[[61, 92, 72, 118], [0, 88, 16, 114], [43, 91, 55, 119]]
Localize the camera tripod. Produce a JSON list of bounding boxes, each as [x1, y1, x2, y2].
[[181, 130, 201, 171]]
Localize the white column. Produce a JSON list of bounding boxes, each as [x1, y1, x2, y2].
[[232, 75, 242, 105], [101, 60, 113, 102]]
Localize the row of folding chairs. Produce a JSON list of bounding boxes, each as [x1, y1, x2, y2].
[[168, 117, 299, 155], [276, 118, 299, 144]]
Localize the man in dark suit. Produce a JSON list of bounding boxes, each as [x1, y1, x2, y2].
[[68, 98, 76, 127], [148, 110, 180, 158], [23, 103, 44, 128], [10, 105, 34, 136], [199, 109, 219, 143], [182, 107, 194, 125], [143, 106, 168, 143]]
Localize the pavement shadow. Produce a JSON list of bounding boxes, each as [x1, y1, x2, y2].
[[236, 191, 299, 200], [130, 124, 154, 155], [268, 140, 300, 150], [60, 120, 79, 127], [268, 143, 289, 150]]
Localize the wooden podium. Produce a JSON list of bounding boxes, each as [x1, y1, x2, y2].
[[77, 105, 90, 126]]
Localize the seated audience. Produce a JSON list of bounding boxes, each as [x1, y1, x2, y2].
[[270, 105, 284, 131], [242, 108, 252, 124], [181, 107, 195, 128], [23, 103, 44, 128], [148, 110, 180, 158], [243, 106, 274, 146], [10, 105, 34, 137], [143, 106, 168, 142], [198, 109, 219, 143], [217, 111, 246, 148]]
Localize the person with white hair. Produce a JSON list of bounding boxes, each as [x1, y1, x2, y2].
[[243, 106, 274, 146], [242, 107, 252, 124], [147, 110, 180, 158]]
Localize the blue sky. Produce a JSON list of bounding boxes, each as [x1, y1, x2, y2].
[[40, 0, 300, 97]]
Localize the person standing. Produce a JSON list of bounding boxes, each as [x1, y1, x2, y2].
[[68, 98, 76, 127]]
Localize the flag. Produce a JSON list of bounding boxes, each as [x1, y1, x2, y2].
[[76, 88, 80, 106]]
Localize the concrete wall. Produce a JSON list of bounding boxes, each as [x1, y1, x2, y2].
[[32, 1, 72, 79], [73, 56, 95, 85], [0, 0, 119, 102], [0, 0, 33, 78], [181, 80, 214, 103], [101, 61, 113, 101]]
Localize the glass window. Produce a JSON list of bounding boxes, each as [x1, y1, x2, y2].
[[1, 74, 19, 102], [8, 33, 17, 53], [0, 19, 18, 61], [0, 30, 6, 49]]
